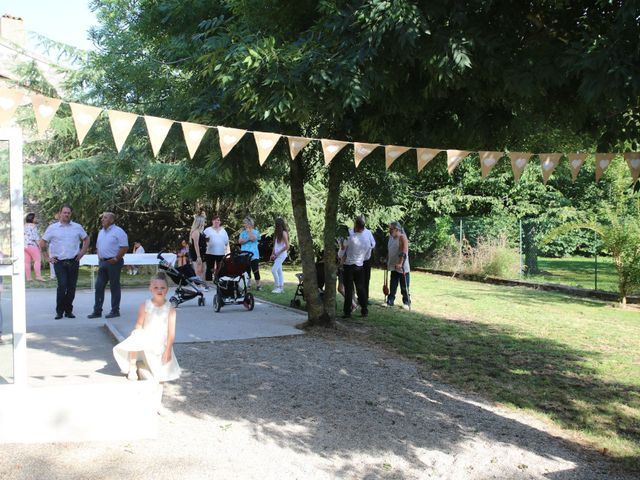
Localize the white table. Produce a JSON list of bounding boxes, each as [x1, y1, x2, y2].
[[80, 253, 177, 289]]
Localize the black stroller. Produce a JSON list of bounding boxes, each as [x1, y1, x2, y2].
[[290, 261, 325, 308], [157, 252, 207, 307], [213, 251, 255, 312]]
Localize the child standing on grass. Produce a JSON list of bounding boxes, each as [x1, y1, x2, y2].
[[113, 272, 180, 384], [270, 217, 289, 293]]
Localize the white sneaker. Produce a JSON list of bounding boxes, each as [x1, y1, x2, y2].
[[402, 304, 410, 310], [274, 287, 284, 294], [271, 288, 280, 293]]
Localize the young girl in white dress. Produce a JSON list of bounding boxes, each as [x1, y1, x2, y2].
[[113, 272, 180, 382]]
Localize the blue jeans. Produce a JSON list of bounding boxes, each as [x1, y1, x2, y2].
[[387, 271, 410, 305], [93, 258, 124, 314], [53, 259, 80, 315]]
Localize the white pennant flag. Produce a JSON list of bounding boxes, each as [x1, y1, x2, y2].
[[594, 153, 614, 182], [70, 103, 102, 145], [508, 152, 533, 182], [144, 115, 174, 157], [447, 149, 470, 173], [384, 146, 410, 170], [181, 122, 209, 159], [416, 148, 440, 173], [287, 136, 312, 160], [353, 142, 378, 168], [479, 151, 502, 178], [253, 131, 281, 166], [107, 110, 138, 153], [539, 153, 562, 185], [0, 88, 23, 127], [31, 95, 62, 135], [217, 126, 247, 158], [320, 139, 348, 166]]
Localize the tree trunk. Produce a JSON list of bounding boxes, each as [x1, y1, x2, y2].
[[321, 161, 341, 326], [522, 220, 540, 275], [289, 153, 326, 326]]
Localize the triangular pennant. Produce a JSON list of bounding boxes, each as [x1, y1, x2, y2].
[[107, 110, 138, 153], [181, 122, 208, 159], [624, 152, 640, 184], [539, 153, 562, 185], [143, 115, 174, 157], [31, 94, 62, 135], [217, 126, 247, 158], [69, 103, 102, 145], [508, 152, 533, 182], [384, 146, 410, 169], [253, 131, 281, 166], [353, 142, 378, 168], [567, 153, 587, 183], [0, 88, 23, 127], [594, 153, 615, 182], [287, 136, 312, 160], [479, 151, 502, 178], [320, 139, 348, 166], [447, 149, 470, 173], [416, 148, 440, 173]]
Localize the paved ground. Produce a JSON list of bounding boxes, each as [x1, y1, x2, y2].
[[0, 288, 635, 479]]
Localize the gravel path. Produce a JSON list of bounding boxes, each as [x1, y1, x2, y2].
[[2, 328, 634, 479]]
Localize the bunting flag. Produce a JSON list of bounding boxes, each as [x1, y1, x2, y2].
[[353, 142, 378, 168], [624, 152, 640, 183], [253, 131, 281, 166], [479, 151, 502, 178], [385, 146, 410, 170], [0, 88, 23, 127], [287, 136, 311, 160], [107, 110, 138, 153], [567, 153, 587, 182], [539, 153, 562, 185], [181, 122, 208, 159], [447, 149, 470, 174], [31, 95, 62, 135], [509, 152, 532, 182], [320, 139, 348, 166], [144, 115, 174, 157], [69, 103, 102, 145], [217, 126, 247, 158], [416, 148, 440, 173], [595, 153, 615, 182]]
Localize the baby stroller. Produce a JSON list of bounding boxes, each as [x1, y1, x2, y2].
[[157, 252, 207, 307], [290, 261, 325, 308], [213, 251, 255, 312]]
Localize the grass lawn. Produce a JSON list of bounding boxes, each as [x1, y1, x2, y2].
[[256, 265, 640, 470], [524, 256, 621, 294]]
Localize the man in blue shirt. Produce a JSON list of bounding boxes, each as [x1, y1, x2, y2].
[[88, 212, 129, 319], [238, 216, 262, 290]]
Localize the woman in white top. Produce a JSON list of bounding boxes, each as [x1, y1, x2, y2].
[[24, 213, 44, 281], [203, 215, 229, 281], [269, 218, 289, 293]]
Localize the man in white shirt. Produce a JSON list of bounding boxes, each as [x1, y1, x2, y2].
[[39, 204, 89, 320], [341, 217, 370, 318], [88, 212, 129, 319], [203, 215, 229, 281]]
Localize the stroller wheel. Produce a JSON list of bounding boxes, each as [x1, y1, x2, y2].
[[198, 296, 205, 307], [243, 293, 255, 311], [213, 294, 222, 313], [294, 299, 302, 308], [169, 296, 179, 307]]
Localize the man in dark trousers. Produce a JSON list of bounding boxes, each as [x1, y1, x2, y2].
[[88, 212, 129, 319]]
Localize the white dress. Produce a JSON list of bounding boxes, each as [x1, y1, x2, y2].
[[113, 299, 181, 382]]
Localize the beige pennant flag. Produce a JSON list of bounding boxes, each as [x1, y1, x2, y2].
[[143, 115, 174, 157], [287, 136, 312, 160], [353, 142, 378, 168], [416, 148, 440, 173], [539, 153, 562, 185], [69, 103, 102, 145], [320, 139, 348, 166], [217, 126, 247, 158], [479, 151, 502, 178], [385, 146, 410, 170], [624, 152, 640, 184], [107, 110, 138, 153], [253, 131, 281, 166], [594, 153, 615, 182], [567, 153, 587, 182], [508, 152, 533, 182], [181, 122, 208, 159], [447, 149, 470, 173], [31, 95, 62, 134], [0, 88, 23, 127]]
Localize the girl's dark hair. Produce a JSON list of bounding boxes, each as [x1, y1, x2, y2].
[[25, 213, 36, 223], [274, 217, 287, 242]]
